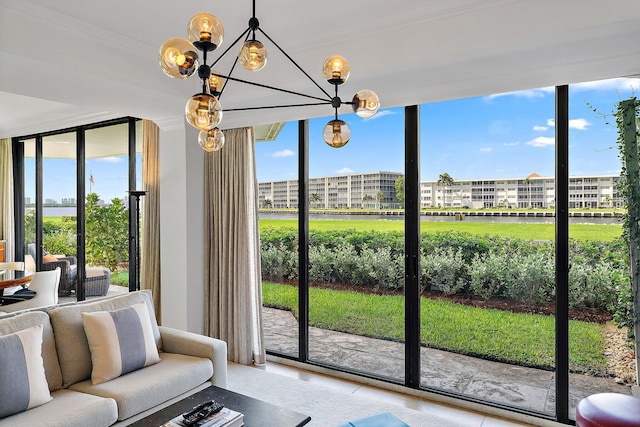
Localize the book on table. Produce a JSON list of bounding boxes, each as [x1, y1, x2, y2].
[[161, 407, 244, 427]]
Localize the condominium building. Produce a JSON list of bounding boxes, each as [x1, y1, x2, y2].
[[258, 171, 403, 209], [259, 172, 623, 209]]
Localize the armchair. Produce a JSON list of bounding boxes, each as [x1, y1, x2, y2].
[[27, 244, 78, 297]]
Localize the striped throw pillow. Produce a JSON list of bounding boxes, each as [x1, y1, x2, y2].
[[81, 301, 161, 385], [0, 324, 52, 418]]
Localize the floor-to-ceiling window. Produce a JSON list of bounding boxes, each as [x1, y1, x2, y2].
[[256, 122, 300, 358], [13, 117, 142, 300], [260, 77, 638, 425], [567, 77, 636, 421]]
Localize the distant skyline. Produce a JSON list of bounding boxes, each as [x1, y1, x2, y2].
[[255, 77, 639, 183]]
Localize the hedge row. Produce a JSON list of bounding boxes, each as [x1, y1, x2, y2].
[[260, 229, 631, 325]]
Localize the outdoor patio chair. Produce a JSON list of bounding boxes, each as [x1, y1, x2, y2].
[[28, 244, 78, 297]]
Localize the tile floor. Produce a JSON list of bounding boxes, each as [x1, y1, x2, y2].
[[264, 359, 565, 427]]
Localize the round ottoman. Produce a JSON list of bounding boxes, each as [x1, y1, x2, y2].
[[576, 393, 640, 427]]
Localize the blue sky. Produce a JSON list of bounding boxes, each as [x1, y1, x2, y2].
[[27, 77, 640, 203], [255, 77, 640, 183]]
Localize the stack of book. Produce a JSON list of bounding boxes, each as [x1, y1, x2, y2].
[[161, 407, 243, 427]]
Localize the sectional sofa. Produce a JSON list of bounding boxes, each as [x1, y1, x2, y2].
[[0, 290, 227, 426]]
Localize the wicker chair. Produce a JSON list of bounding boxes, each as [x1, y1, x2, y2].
[[28, 244, 78, 297], [83, 267, 111, 296]]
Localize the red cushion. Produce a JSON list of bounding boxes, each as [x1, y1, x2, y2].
[[576, 393, 640, 427]]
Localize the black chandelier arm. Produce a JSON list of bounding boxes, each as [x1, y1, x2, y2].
[[224, 101, 331, 112], [256, 27, 333, 100], [208, 27, 252, 69], [216, 36, 247, 100], [214, 73, 330, 103]]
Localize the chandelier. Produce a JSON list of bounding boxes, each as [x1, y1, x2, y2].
[[158, 0, 380, 152]]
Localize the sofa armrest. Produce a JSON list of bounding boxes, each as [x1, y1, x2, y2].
[[159, 326, 228, 388]]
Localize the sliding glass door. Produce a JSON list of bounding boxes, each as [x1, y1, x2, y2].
[[13, 117, 142, 301]]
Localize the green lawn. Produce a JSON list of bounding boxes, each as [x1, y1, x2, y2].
[[260, 218, 623, 241], [263, 281, 607, 374]]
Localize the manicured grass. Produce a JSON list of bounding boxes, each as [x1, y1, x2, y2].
[[110, 271, 129, 287], [260, 219, 623, 241], [262, 281, 607, 374]]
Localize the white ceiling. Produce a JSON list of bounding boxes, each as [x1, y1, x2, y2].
[[1, 0, 640, 140]]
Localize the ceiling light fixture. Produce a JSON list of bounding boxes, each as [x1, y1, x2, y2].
[[159, 0, 380, 151]]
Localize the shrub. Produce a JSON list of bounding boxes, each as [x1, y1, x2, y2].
[[420, 248, 466, 294]]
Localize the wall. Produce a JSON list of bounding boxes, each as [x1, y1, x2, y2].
[[158, 119, 205, 333]]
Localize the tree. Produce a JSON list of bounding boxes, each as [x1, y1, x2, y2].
[[394, 177, 405, 209], [261, 199, 273, 208], [437, 173, 454, 208], [85, 192, 129, 271], [309, 193, 321, 208], [362, 193, 373, 208], [523, 177, 532, 208], [375, 190, 384, 209]]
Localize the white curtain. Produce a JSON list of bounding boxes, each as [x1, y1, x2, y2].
[[203, 127, 265, 366], [141, 120, 161, 323], [0, 139, 14, 262]]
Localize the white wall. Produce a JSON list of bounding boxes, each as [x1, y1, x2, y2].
[[158, 119, 205, 333]]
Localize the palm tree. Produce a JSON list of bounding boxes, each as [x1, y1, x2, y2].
[[375, 190, 384, 209], [362, 193, 373, 208], [523, 177, 532, 208], [437, 173, 454, 208], [309, 193, 321, 208], [261, 199, 273, 209]]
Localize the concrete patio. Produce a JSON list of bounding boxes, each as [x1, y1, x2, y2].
[[263, 307, 634, 419]]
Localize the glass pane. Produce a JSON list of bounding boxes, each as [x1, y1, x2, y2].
[[84, 123, 131, 296], [307, 109, 405, 380], [256, 122, 299, 358], [567, 77, 637, 419], [419, 90, 556, 415], [42, 132, 78, 297]]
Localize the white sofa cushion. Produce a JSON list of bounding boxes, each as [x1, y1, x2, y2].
[[49, 290, 161, 387], [82, 301, 161, 385], [0, 311, 63, 392], [69, 352, 213, 420], [0, 389, 117, 427], [0, 324, 51, 418]]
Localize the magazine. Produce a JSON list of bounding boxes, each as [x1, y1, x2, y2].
[[161, 407, 243, 427]]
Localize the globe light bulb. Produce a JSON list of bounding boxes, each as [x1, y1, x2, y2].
[[323, 55, 350, 85], [352, 90, 380, 118], [187, 13, 224, 47], [159, 38, 199, 79], [239, 40, 267, 71], [199, 128, 225, 152], [185, 94, 222, 131], [208, 72, 227, 95], [323, 119, 350, 148]]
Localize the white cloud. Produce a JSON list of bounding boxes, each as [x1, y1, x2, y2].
[[270, 149, 295, 158], [533, 125, 548, 131], [503, 142, 519, 147], [526, 136, 555, 147], [484, 87, 554, 100], [569, 118, 591, 130], [480, 147, 493, 152], [97, 157, 123, 163], [544, 118, 590, 130], [365, 109, 397, 120], [336, 167, 354, 174]]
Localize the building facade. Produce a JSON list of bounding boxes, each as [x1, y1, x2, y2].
[[259, 172, 623, 210], [258, 171, 403, 209], [420, 174, 623, 209]]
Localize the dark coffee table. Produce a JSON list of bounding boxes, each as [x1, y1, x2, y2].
[[129, 386, 311, 427]]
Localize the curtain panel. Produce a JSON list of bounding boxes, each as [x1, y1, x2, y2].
[[0, 139, 14, 262], [141, 120, 161, 322], [204, 127, 265, 365]]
